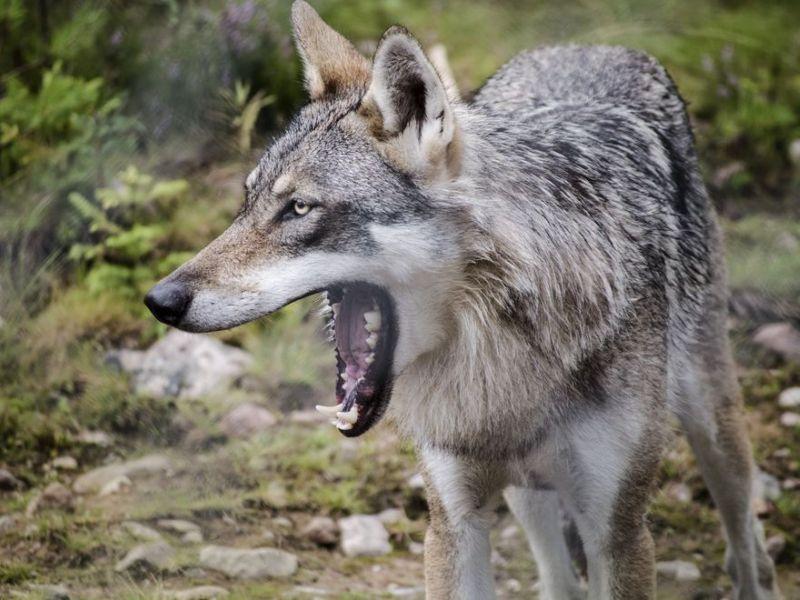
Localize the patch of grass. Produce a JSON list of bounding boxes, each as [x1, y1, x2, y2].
[[724, 216, 800, 299], [0, 562, 34, 585]]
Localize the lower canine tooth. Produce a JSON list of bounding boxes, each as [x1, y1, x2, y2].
[[316, 403, 343, 416], [335, 419, 353, 431], [336, 405, 358, 424], [366, 333, 378, 349], [365, 354, 374, 365]]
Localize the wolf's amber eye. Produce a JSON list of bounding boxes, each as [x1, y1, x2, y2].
[[292, 199, 311, 216]]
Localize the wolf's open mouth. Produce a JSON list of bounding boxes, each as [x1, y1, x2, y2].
[[316, 283, 397, 437]]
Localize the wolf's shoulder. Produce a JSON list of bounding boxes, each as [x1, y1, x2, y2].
[[472, 44, 683, 119]]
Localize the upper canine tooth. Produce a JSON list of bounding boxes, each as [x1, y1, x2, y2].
[[331, 302, 341, 316], [365, 353, 374, 365], [336, 405, 358, 424], [316, 403, 343, 416], [364, 311, 381, 332], [366, 332, 378, 349]]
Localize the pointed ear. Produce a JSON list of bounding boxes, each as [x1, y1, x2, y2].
[[291, 0, 370, 99], [361, 27, 461, 181]]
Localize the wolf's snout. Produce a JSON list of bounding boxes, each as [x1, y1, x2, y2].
[[144, 281, 192, 326]]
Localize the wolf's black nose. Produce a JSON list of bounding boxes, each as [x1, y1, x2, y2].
[[144, 281, 192, 326]]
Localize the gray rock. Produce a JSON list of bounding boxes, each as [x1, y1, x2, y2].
[[158, 518, 202, 534], [27, 483, 74, 516], [74, 430, 113, 447], [408, 541, 424, 555], [51, 456, 78, 471], [302, 516, 339, 546], [780, 412, 800, 428], [0, 468, 23, 491], [105, 348, 146, 373], [0, 514, 19, 534], [656, 560, 701, 581], [338, 515, 392, 557], [126, 330, 252, 399], [198, 545, 298, 579], [778, 387, 800, 408], [752, 322, 800, 363], [182, 530, 204, 544], [664, 482, 692, 504], [755, 470, 782, 502], [99, 475, 132, 497], [219, 402, 277, 439], [387, 584, 425, 598], [73, 454, 173, 494], [122, 521, 164, 542], [789, 138, 800, 166], [406, 473, 425, 490], [377, 508, 405, 525], [26, 584, 71, 600], [765, 534, 786, 560], [164, 586, 230, 600], [115, 541, 175, 573]]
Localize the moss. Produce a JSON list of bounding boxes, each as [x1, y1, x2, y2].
[[0, 562, 34, 585]]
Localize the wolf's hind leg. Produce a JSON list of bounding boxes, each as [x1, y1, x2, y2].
[[504, 487, 586, 600], [674, 352, 779, 600]]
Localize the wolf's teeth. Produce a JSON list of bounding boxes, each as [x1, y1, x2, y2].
[[331, 302, 340, 316], [336, 405, 358, 424], [316, 403, 343, 416], [334, 418, 353, 431], [366, 332, 378, 349], [365, 353, 374, 366], [340, 372, 348, 381], [364, 311, 381, 332]]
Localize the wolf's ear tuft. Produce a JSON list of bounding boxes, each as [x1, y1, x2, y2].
[[291, 0, 370, 99], [362, 27, 460, 181]]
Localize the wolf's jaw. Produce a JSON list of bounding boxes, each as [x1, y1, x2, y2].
[[315, 284, 394, 435]]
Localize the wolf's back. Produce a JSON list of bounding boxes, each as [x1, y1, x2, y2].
[[470, 45, 719, 349]]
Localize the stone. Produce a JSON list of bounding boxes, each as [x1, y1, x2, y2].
[[26, 584, 71, 600], [664, 482, 692, 503], [164, 586, 230, 600], [51, 456, 78, 471], [789, 138, 800, 166], [73, 454, 173, 494], [198, 545, 298, 579], [377, 508, 405, 525], [752, 322, 800, 363], [126, 330, 252, 399], [219, 402, 277, 439], [271, 516, 293, 531], [765, 534, 786, 560], [656, 560, 701, 582], [780, 412, 800, 428], [387, 584, 425, 598], [115, 541, 175, 573], [778, 387, 800, 408], [158, 518, 202, 534], [406, 473, 425, 490], [338, 515, 391, 557], [0, 468, 23, 491], [123, 521, 164, 542], [99, 475, 132, 497], [182, 530, 204, 544], [302, 516, 339, 546], [75, 430, 113, 447], [27, 483, 74, 516], [408, 541, 424, 555], [755, 470, 781, 502], [0, 514, 18, 534]]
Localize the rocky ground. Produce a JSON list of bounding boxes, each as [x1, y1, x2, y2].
[[1, 312, 800, 599]]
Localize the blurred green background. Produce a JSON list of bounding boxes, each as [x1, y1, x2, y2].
[[1, 1, 799, 598]]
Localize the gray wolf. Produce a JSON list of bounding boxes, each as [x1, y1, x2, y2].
[[145, 2, 780, 598]]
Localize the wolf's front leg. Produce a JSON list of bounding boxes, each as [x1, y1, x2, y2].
[[421, 448, 507, 600]]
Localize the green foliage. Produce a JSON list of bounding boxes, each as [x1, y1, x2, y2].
[[67, 166, 189, 299], [219, 80, 276, 154]]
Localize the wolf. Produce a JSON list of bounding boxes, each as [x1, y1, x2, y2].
[[144, 2, 780, 598]]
